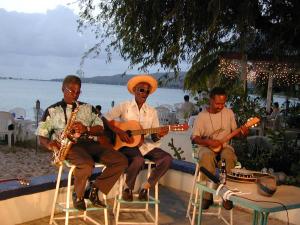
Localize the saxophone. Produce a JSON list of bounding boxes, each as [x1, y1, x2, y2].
[[52, 101, 80, 165]]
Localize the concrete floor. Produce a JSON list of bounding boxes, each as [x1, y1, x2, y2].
[[19, 185, 288, 225]]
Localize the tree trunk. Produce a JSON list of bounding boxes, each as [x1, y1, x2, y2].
[[266, 73, 273, 114], [241, 54, 248, 94]]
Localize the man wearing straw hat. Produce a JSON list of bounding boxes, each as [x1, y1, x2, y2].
[[105, 74, 173, 201]]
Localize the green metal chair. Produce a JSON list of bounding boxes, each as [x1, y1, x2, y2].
[[186, 144, 233, 225]]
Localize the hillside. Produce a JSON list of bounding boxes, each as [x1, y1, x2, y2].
[[51, 72, 186, 89]]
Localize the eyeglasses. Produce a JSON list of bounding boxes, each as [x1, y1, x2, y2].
[[137, 88, 151, 95], [64, 86, 81, 96]]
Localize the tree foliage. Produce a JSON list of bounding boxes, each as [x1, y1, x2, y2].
[[77, 0, 300, 90]]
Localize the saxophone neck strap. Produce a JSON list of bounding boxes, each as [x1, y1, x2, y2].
[[62, 101, 77, 125]]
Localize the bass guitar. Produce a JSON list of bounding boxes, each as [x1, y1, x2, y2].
[[209, 117, 260, 153], [112, 120, 189, 150]]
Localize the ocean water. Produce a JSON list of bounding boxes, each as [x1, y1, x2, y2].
[[0, 79, 185, 120]]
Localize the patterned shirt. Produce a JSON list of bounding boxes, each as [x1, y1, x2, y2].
[[36, 99, 103, 141], [105, 99, 160, 155]]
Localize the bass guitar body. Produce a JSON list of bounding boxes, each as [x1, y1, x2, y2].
[[209, 117, 260, 153]]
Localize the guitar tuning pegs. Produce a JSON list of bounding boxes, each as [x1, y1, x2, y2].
[[19, 179, 30, 186]]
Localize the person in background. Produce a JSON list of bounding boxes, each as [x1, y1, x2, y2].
[[269, 102, 280, 119], [267, 102, 281, 129], [191, 87, 249, 210], [188, 108, 200, 128], [180, 95, 196, 119], [36, 75, 127, 211], [104, 74, 173, 202], [95, 105, 102, 117]]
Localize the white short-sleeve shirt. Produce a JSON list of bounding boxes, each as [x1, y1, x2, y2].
[[105, 99, 161, 155]]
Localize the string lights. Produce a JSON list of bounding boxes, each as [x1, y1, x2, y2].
[[218, 58, 300, 88]]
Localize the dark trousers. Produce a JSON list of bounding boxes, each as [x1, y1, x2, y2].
[[119, 147, 173, 190], [66, 140, 128, 197]]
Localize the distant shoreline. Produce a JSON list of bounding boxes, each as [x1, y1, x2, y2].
[[0, 72, 185, 89]]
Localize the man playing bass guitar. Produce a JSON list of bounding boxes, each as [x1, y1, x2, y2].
[[104, 74, 173, 202], [191, 87, 249, 210]]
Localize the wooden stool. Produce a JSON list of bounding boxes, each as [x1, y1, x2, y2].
[[113, 160, 159, 225], [49, 160, 108, 225]]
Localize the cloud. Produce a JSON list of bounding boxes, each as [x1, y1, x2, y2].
[[0, 6, 138, 79], [0, 7, 92, 57], [0, 6, 189, 79], [0, 0, 74, 14]]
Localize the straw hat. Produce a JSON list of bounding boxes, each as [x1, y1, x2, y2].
[[127, 74, 158, 95]]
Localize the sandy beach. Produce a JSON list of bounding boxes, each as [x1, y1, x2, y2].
[[0, 145, 56, 180]]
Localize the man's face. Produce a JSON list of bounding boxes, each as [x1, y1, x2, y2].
[[210, 95, 227, 113], [133, 82, 151, 105], [62, 82, 81, 104]]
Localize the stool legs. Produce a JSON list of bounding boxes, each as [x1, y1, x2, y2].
[[186, 163, 200, 218], [187, 163, 202, 225], [49, 162, 108, 225], [186, 163, 233, 225], [154, 179, 159, 225], [114, 161, 159, 225], [49, 164, 63, 225], [114, 174, 124, 224], [65, 166, 75, 225]]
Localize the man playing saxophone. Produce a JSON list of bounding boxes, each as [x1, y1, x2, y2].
[[37, 75, 128, 211]]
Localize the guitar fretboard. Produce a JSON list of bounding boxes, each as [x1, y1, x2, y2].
[[220, 127, 241, 143], [131, 126, 169, 136]]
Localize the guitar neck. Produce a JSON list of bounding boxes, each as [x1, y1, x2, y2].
[[0, 178, 29, 186], [0, 178, 17, 183], [220, 127, 241, 144], [131, 126, 168, 136]]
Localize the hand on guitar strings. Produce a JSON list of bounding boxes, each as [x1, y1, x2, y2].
[[115, 127, 133, 144], [207, 139, 223, 149]]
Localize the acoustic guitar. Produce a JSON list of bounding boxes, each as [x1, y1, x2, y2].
[[112, 120, 189, 150], [209, 117, 260, 153], [0, 178, 30, 186]]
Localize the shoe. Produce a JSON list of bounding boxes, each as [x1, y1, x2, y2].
[[84, 182, 93, 199], [122, 188, 133, 202], [222, 199, 233, 210], [138, 188, 148, 201], [201, 193, 213, 210], [88, 185, 106, 208], [201, 198, 213, 210], [72, 192, 86, 211]]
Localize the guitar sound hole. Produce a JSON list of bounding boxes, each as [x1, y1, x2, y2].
[[126, 130, 132, 137]]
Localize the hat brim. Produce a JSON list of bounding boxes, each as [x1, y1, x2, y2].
[[127, 74, 158, 94]]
